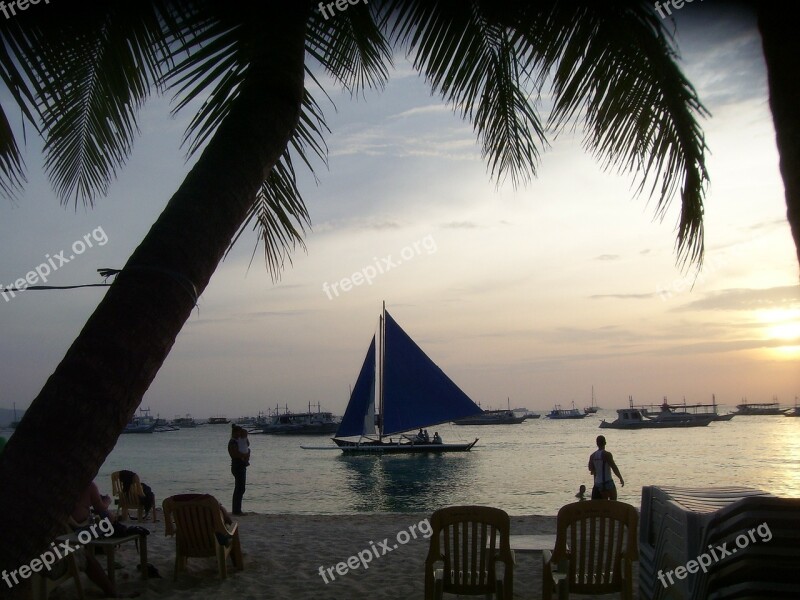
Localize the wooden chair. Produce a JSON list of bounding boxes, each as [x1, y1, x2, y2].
[[162, 494, 243, 580], [424, 505, 514, 600], [543, 500, 639, 600], [30, 523, 85, 600], [111, 470, 156, 522]]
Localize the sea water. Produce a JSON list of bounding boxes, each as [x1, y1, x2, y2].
[[81, 412, 800, 515]]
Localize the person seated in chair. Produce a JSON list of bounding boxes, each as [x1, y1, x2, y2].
[[119, 469, 156, 519], [72, 480, 114, 523], [67, 481, 136, 598]]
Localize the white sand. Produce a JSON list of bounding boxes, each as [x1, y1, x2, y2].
[[46, 512, 638, 599]]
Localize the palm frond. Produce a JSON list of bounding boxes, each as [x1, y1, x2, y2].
[[228, 87, 329, 280], [1, 1, 181, 206], [306, 3, 393, 95], [383, 0, 546, 187], [523, 3, 709, 266]]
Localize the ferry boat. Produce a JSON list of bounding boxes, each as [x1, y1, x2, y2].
[[637, 395, 734, 422], [172, 414, 197, 428], [257, 403, 340, 434], [123, 407, 157, 433], [600, 405, 713, 429], [547, 402, 587, 419], [734, 398, 785, 415], [207, 416, 230, 425], [454, 399, 527, 425], [454, 409, 526, 425]]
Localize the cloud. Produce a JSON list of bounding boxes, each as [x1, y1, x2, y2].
[[389, 104, 451, 119], [595, 254, 620, 261], [676, 285, 800, 312], [590, 293, 657, 300], [441, 221, 478, 230]]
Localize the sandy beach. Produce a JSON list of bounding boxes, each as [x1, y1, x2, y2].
[[43, 511, 639, 599]]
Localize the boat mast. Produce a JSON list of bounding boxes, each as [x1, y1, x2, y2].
[[378, 301, 386, 441]]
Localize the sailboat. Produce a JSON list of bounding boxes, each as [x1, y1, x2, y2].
[[332, 304, 481, 454], [584, 386, 600, 414]]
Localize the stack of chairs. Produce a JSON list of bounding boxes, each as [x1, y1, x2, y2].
[[639, 485, 800, 599]]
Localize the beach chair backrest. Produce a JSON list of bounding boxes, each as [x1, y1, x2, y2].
[[111, 470, 145, 516], [425, 505, 514, 598], [162, 494, 225, 558], [553, 500, 639, 595]]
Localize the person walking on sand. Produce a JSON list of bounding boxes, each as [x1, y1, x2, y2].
[[588, 435, 624, 500], [228, 425, 250, 515]]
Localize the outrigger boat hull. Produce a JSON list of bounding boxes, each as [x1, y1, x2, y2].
[[333, 438, 478, 454]]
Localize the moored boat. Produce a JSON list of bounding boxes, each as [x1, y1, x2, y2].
[[207, 416, 230, 424], [454, 409, 526, 425], [599, 405, 713, 429], [257, 403, 340, 434], [454, 398, 526, 425], [638, 395, 734, 422], [123, 407, 157, 433], [172, 414, 197, 428], [734, 398, 784, 415], [331, 304, 480, 453], [547, 402, 587, 419], [584, 386, 601, 414]]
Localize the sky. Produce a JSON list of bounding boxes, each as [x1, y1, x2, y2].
[[0, 4, 798, 423]]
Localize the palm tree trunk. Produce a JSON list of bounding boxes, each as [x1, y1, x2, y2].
[[757, 6, 800, 272], [0, 4, 310, 581]]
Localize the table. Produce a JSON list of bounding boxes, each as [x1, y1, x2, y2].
[[56, 531, 148, 588], [508, 534, 557, 554], [88, 533, 148, 587], [487, 534, 558, 554]]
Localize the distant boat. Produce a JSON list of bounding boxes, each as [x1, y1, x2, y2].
[[599, 405, 712, 429], [584, 386, 600, 414], [123, 407, 157, 434], [172, 414, 197, 428], [332, 304, 480, 453], [734, 398, 785, 416], [454, 398, 526, 425], [454, 409, 526, 425], [547, 402, 587, 419], [785, 397, 800, 417], [207, 416, 230, 425], [9, 402, 20, 429], [637, 395, 734, 422], [257, 403, 340, 434]]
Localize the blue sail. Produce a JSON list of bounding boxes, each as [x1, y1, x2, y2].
[[335, 336, 376, 437], [382, 312, 482, 435]]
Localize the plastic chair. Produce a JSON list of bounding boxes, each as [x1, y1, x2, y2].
[[111, 470, 156, 522], [543, 500, 638, 600], [162, 494, 243, 580], [424, 505, 514, 600]]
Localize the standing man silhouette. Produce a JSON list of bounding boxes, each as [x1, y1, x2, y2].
[[228, 425, 250, 515], [588, 435, 625, 500]]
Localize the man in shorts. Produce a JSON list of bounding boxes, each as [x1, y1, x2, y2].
[[588, 435, 625, 500]]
